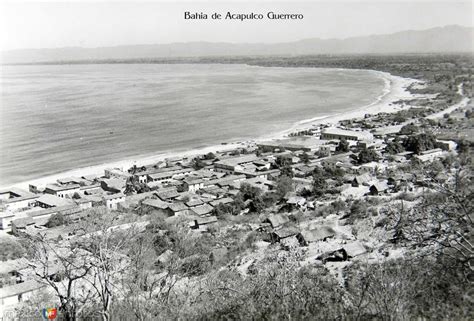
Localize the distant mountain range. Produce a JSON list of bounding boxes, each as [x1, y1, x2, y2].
[[2, 25, 473, 64]]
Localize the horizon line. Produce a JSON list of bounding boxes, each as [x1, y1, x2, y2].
[[2, 24, 472, 53]]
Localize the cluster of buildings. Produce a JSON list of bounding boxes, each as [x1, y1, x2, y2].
[[0, 123, 455, 235], [0, 119, 457, 310]]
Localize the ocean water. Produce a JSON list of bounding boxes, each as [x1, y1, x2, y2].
[[0, 64, 385, 187]]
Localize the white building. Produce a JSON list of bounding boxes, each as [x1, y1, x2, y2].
[[321, 127, 373, 141], [104, 193, 126, 210]]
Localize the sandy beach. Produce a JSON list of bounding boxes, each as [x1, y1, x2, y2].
[[9, 69, 424, 191], [258, 70, 424, 140]]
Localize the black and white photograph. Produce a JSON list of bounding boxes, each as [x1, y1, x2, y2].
[[0, 0, 473, 320]]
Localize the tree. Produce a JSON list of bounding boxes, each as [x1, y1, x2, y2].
[[119, 232, 179, 321], [276, 175, 293, 199], [238, 183, 265, 213], [386, 163, 473, 267], [79, 215, 136, 321], [385, 139, 405, 154], [24, 233, 93, 321], [0, 237, 26, 261], [46, 213, 66, 228], [300, 152, 310, 164], [203, 152, 216, 160], [403, 133, 436, 154], [213, 203, 237, 217], [357, 148, 379, 164], [124, 176, 150, 195], [457, 139, 471, 154], [191, 157, 206, 170], [312, 173, 328, 197], [275, 155, 293, 178], [399, 123, 419, 135], [336, 138, 349, 153]]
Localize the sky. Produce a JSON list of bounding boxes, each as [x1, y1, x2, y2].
[[0, 0, 472, 51]]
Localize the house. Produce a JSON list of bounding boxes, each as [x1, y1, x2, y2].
[[192, 204, 214, 217], [204, 175, 247, 188], [141, 198, 172, 216], [436, 140, 457, 151], [266, 227, 299, 243], [23, 205, 82, 225], [287, 196, 306, 208], [369, 181, 390, 196], [74, 198, 93, 210], [321, 127, 373, 141], [244, 177, 275, 191], [156, 188, 180, 201], [185, 198, 204, 208], [183, 178, 204, 193], [11, 217, 34, 235], [0, 280, 46, 309], [56, 176, 87, 186], [415, 148, 444, 162], [209, 197, 234, 207], [0, 258, 29, 279], [236, 168, 280, 180], [292, 177, 312, 192], [104, 168, 131, 180], [28, 183, 45, 194], [214, 155, 259, 173], [0, 212, 15, 230], [190, 216, 218, 230], [0, 188, 39, 212], [103, 193, 125, 210], [343, 241, 367, 258], [262, 214, 289, 229], [100, 178, 126, 193], [296, 226, 335, 246], [146, 168, 193, 183], [393, 151, 414, 162], [352, 173, 374, 187], [147, 171, 175, 184], [167, 202, 189, 216], [44, 183, 81, 198], [36, 194, 73, 208], [80, 184, 103, 195]]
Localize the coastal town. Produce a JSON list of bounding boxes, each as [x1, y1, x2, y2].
[[0, 54, 472, 320]]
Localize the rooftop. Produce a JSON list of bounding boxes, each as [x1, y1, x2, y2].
[[192, 204, 214, 216], [321, 127, 373, 141], [45, 183, 81, 192], [37, 194, 74, 207], [103, 192, 125, 201], [0, 187, 39, 204], [214, 155, 259, 168], [0, 280, 45, 299]]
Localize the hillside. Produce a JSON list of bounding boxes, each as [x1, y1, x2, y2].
[[2, 25, 473, 64]]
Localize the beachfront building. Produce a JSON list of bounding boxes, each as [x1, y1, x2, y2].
[[104, 168, 132, 180], [146, 168, 194, 184], [214, 155, 259, 173], [103, 193, 126, 210], [44, 183, 80, 198], [0, 188, 39, 213], [321, 127, 373, 141], [56, 176, 87, 186], [36, 194, 74, 208]]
